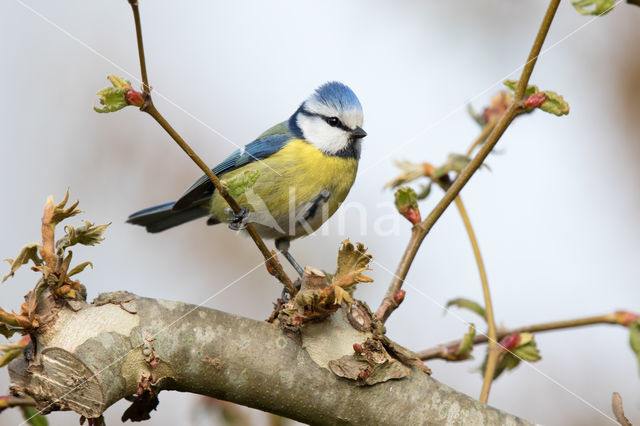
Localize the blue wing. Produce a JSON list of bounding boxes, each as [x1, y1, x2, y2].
[[172, 133, 292, 210]]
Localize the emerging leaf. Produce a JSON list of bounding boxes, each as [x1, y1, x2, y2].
[[455, 324, 476, 358], [2, 243, 42, 283], [20, 406, 48, 426], [490, 332, 541, 380], [94, 87, 127, 113], [572, 0, 615, 15], [539, 91, 570, 116], [433, 154, 489, 179], [504, 80, 539, 98], [416, 182, 432, 200], [394, 187, 421, 225], [629, 320, 640, 373], [67, 261, 93, 277], [446, 298, 486, 320], [467, 104, 486, 127], [0, 336, 30, 367], [222, 170, 260, 198], [57, 221, 110, 254], [94, 75, 143, 113]]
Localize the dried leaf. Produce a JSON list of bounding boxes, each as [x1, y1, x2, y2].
[[333, 240, 373, 288], [446, 298, 486, 320], [222, 170, 260, 198], [333, 286, 354, 306], [384, 160, 427, 189], [612, 392, 632, 426], [2, 243, 42, 283], [50, 190, 81, 226], [572, 0, 615, 15], [67, 261, 93, 277], [540, 91, 570, 116]]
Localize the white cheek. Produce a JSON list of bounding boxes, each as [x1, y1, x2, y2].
[[297, 115, 350, 155]]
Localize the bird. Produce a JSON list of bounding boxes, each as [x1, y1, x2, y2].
[[127, 81, 366, 276]]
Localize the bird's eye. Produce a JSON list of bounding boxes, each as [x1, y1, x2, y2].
[[326, 117, 340, 127]]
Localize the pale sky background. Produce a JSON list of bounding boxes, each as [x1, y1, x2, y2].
[[1, 1, 639, 425]]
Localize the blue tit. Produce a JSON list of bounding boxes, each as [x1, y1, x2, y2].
[[127, 81, 366, 275]]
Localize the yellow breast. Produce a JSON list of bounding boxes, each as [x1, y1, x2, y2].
[[210, 139, 358, 239]]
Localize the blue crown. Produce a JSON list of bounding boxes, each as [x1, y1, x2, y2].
[[311, 81, 362, 114]]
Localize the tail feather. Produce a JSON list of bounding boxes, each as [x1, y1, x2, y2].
[[127, 201, 209, 233]]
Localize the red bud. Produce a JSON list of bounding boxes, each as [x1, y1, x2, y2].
[[393, 290, 406, 305], [353, 343, 363, 353], [615, 311, 640, 327], [403, 207, 421, 225], [524, 92, 547, 108], [125, 89, 144, 107], [499, 333, 521, 351]]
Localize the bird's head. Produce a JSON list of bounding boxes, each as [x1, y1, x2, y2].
[[291, 82, 366, 158]]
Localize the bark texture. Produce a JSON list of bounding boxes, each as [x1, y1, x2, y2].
[[8, 292, 531, 425]]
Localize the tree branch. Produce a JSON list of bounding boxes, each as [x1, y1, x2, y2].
[[7, 291, 532, 425], [125, 1, 294, 294], [417, 312, 634, 361]]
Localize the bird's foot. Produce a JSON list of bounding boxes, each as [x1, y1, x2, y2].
[[225, 207, 250, 231], [280, 278, 302, 303]]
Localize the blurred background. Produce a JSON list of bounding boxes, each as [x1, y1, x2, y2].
[[1, 1, 639, 425]]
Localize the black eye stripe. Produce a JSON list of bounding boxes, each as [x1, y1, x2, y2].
[[322, 115, 351, 132], [298, 108, 353, 132]]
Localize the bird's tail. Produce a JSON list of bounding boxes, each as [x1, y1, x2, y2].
[[127, 201, 209, 233]]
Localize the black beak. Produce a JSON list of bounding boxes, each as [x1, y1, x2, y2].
[[351, 126, 367, 139]]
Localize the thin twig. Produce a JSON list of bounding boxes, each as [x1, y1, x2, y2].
[[418, 313, 622, 361], [466, 118, 497, 157], [126, 1, 295, 294], [452, 196, 497, 403], [376, 0, 561, 324], [0, 396, 37, 410], [128, 1, 149, 94]]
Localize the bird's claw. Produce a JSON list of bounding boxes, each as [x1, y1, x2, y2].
[[226, 207, 250, 231]]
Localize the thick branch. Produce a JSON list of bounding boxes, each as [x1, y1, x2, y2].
[[8, 292, 531, 425]]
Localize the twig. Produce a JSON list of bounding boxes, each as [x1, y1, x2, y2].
[[417, 312, 626, 361], [466, 118, 497, 156], [0, 396, 37, 410], [376, 0, 561, 323], [452, 196, 497, 403], [126, 1, 295, 294], [128, 1, 149, 94]]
